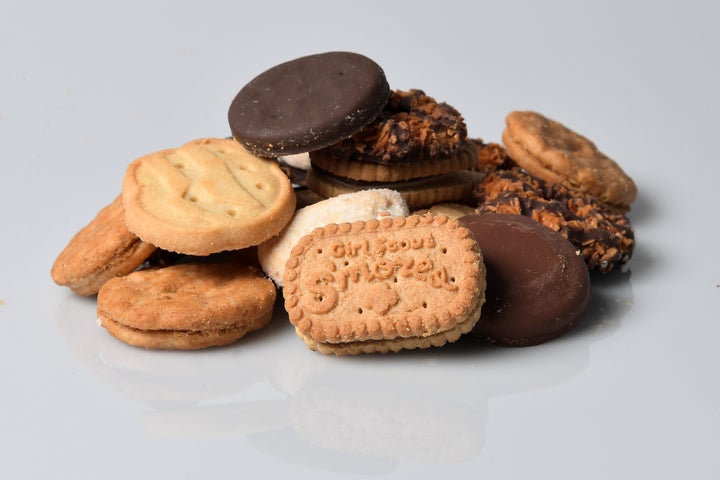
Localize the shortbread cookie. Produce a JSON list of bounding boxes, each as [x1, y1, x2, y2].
[[258, 189, 409, 287], [460, 214, 590, 346], [228, 51, 390, 156], [502, 111, 637, 209], [282, 215, 486, 355], [122, 138, 296, 255], [97, 260, 276, 350], [475, 167, 634, 272], [51, 195, 157, 296], [306, 169, 483, 210]]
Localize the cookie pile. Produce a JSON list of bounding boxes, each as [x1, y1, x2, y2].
[[52, 51, 637, 354]]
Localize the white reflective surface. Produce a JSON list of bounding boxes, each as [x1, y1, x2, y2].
[[2, 1, 719, 478]]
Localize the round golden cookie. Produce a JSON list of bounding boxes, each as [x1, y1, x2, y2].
[[97, 260, 277, 350], [51, 195, 157, 296], [122, 138, 296, 255], [502, 111, 637, 209]]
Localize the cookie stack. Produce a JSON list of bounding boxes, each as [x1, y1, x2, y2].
[[52, 50, 638, 354], [52, 138, 296, 350], [304, 89, 482, 209]]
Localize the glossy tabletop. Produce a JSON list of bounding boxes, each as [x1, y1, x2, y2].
[[2, 1, 718, 478]]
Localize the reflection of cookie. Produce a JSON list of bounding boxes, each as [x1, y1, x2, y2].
[[503, 111, 637, 209], [97, 260, 276, 350], [258, 189, 409, 287], [51, 195, 156, 296], [460, 214, 590, 346], [283, 215, 485, 354], [475, 167, 634, 273], [228, 51, 390, 157], [122, 138, 296, 255]]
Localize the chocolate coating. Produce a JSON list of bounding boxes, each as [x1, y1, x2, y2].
[[459, 214, 590, 346], [228, 51, 389, 157]]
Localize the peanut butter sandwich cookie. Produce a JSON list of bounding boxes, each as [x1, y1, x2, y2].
[[97, 260, 276, 350], [228, 51, 390, 157], [283, 215, 486, 355], [51, 195, 157, 296], [122, 138, 296, 255], [307, 89, 480, 209], [502, 111, 637, 210]]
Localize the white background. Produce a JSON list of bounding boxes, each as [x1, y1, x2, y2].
[[2, 0, 719, 478]]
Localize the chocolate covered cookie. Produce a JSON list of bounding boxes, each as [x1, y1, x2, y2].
[[228, 51, 390, 156], [474, 167, 634, 273], [459, 214, 590, 347]]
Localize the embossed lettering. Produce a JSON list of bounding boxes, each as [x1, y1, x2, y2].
[[302, 271, 339, 313]]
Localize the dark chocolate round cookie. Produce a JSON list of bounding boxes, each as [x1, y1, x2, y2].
[[459, 213, 590, 347], [228, 51, 389, 157]]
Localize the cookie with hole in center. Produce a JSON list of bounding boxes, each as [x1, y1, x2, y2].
[[121, 138, 296, 255], [282, 214, 486, 355], [97, 259, 276, 350]]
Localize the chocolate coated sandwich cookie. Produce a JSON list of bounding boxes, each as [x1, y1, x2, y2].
[[459, 214, 590, 347], [228, 51, 390, 156]]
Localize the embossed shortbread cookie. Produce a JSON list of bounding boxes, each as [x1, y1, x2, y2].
[[97, 260, 276, 350], [503, 111, 637, 209], [51, 195, 157, 295], [283, 215, 486, 354], [122, 138, 296, 255], [258, 189, 409, 287]]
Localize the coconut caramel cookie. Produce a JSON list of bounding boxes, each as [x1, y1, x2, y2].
[[122, 138, 296, 255], [502, 111, 637, 210], [282, 214, 486, 355], [97, 260, 276, 350], [51, 195, 157, 296], [306, 89, 480, 208], [475, 167, 634, 273], [318, 89, 468, 165]]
